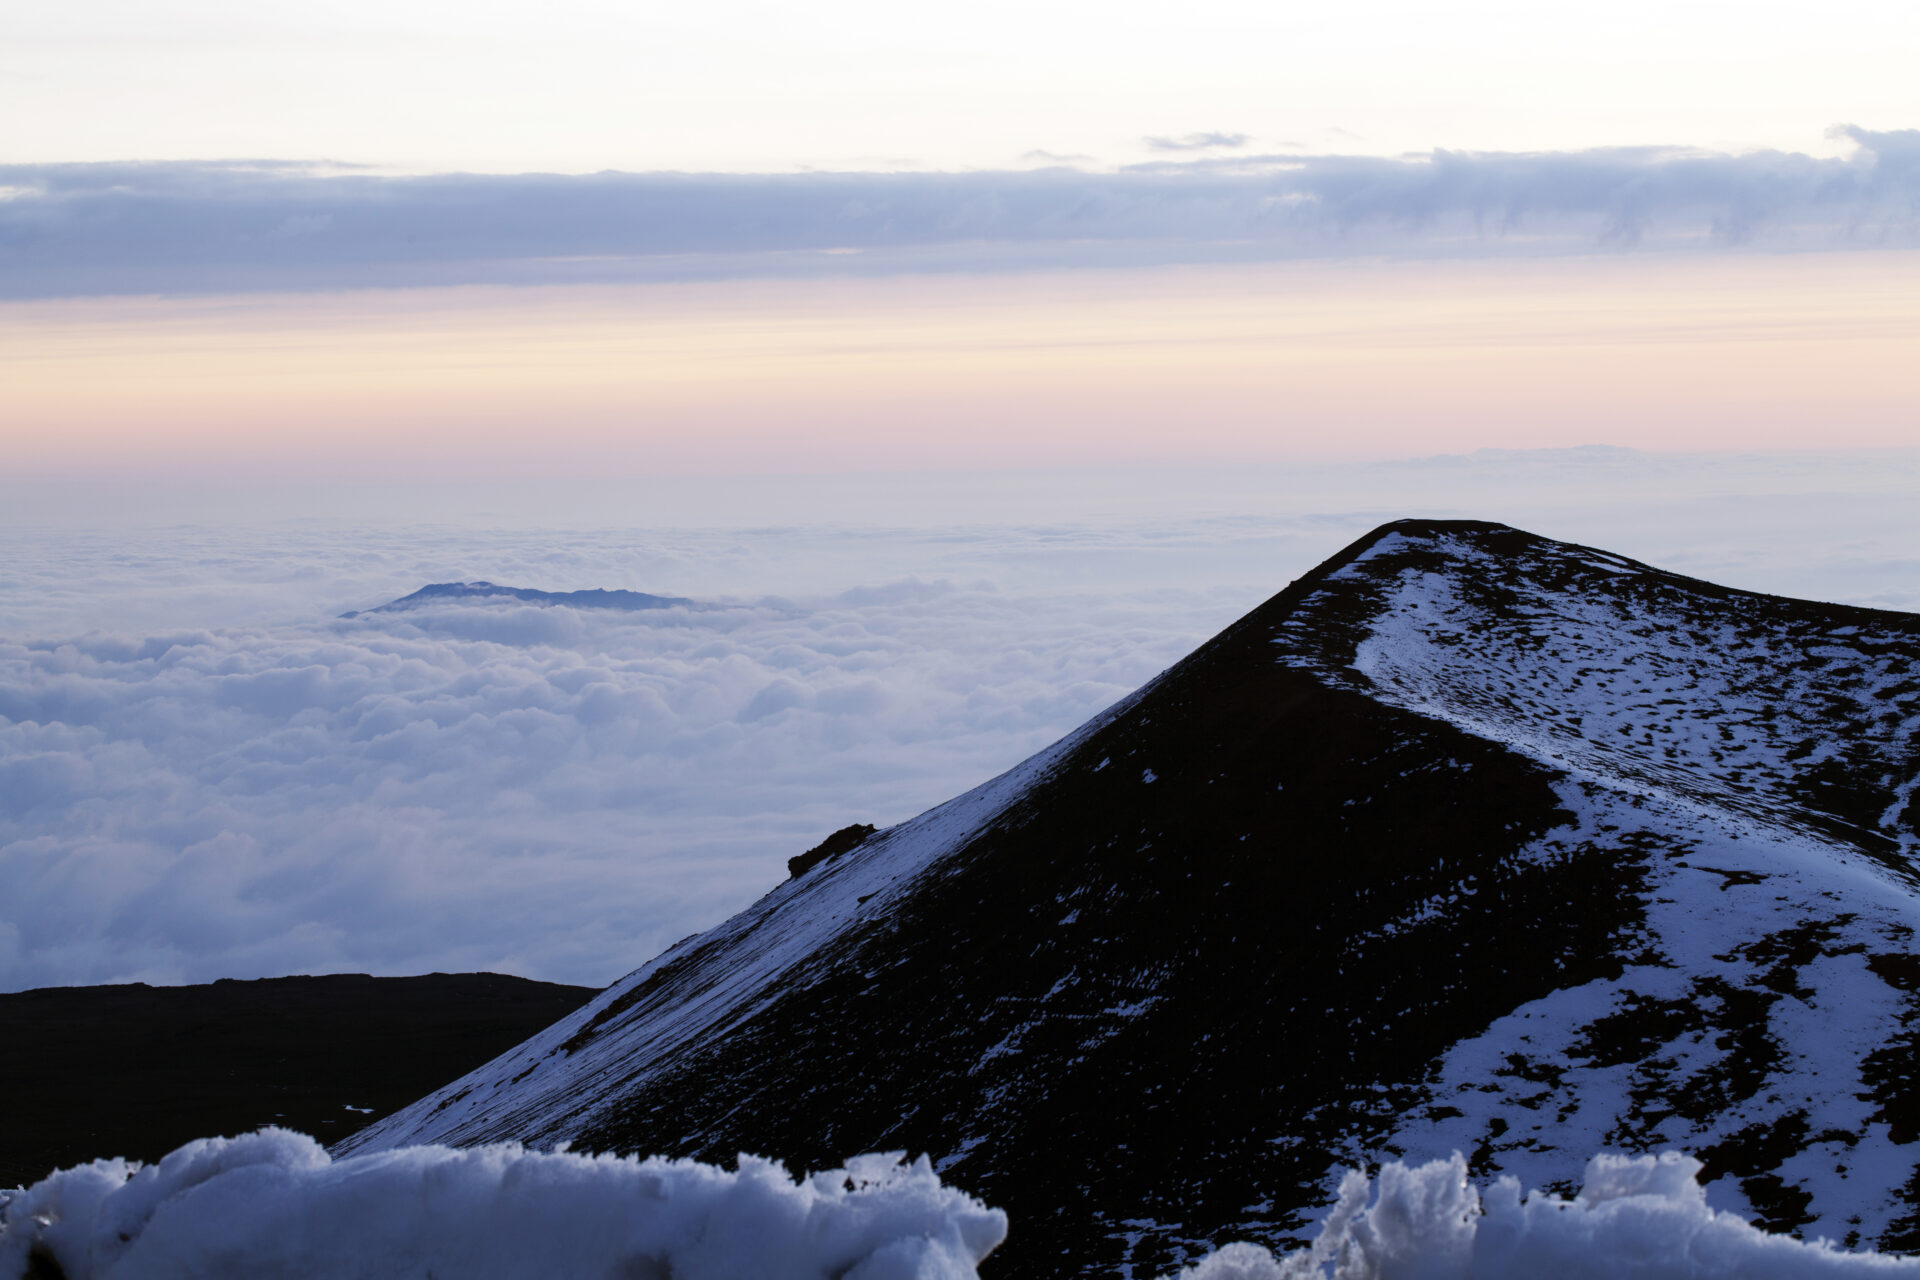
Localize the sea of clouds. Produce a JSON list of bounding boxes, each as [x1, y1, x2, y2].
[[5, 1133, 1913, 1279], [3, 449, 1918, 993]]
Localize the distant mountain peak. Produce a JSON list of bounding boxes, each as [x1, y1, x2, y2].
[[341, 581, 697, 618], [340, 519, 1920, 1277]]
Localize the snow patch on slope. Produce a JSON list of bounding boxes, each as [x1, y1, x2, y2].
[[1385, 779, 1920, 1246], [1308, 529, 1920, 1244], [1346, 533, 1920, 864]]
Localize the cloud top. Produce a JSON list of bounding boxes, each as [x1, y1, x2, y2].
[[0, 578, 1206, 992], [3, 130, 1917, 297]]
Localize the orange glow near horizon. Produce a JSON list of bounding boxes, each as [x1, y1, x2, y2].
[[6, 253, 1919, 478]]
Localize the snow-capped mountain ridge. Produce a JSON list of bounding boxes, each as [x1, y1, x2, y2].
[[1331, 529, 1919, 868], [341, 520, 1920, 1278]]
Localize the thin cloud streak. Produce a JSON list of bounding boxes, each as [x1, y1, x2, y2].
[[3, 129, 1917, 298], [1142, 132, 1250, 152]]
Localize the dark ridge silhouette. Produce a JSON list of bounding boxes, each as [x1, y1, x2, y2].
[[0, 973, 595, 1189]]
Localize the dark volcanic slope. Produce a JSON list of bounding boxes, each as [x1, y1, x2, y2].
[[342, 521, 1920, 1277], [0, 973, 593, 1188], [342, 581, 695, 617]]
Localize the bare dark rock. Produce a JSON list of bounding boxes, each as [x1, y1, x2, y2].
[[0, 972, 595, 1188], [788, 824, 879, 878]]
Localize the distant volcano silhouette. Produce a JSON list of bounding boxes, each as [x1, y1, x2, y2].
[[340, 520, 1920, 1277], [342, 581, 695, 617]]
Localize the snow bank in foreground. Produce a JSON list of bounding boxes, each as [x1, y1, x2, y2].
[[0, 1129, 1004, 1280], [9, 1139, 1914, 1280], [1173, 1152, 1920, 1279]]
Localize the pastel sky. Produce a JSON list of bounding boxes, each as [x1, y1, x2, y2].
[[9, 254, 1920, 477], [5, 0, 1918, 475], [9, 0, 1918, 170]]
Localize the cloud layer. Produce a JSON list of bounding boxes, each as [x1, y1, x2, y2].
[[4, 449, 1920, 994], [0, 583, 1218, 991], [4, 130, 1917, 298]]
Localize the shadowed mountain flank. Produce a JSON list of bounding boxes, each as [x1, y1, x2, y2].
[[338, 520, 1920, 1276]]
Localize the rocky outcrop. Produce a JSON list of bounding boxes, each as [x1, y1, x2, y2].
[[788, 824, 880, 879]]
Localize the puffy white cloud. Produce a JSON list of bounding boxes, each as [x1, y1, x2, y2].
[[0, 570, 1230, 991]]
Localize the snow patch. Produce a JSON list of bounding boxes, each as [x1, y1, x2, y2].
[[0, 1129, 1005, 1280], [1168, 1152, 1920, 1279]]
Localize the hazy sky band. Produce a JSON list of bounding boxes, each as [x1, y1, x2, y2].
[[9, 254, 1920, 478], [6, 129, 1919, 300]]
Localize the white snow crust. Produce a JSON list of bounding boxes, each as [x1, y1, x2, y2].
[[1377, 777, 1920, 1244], [1345, 536, 1920, 860], [10, 1136, 1903, 1280], [0, 1129, 1005, 1280], [1170, 1152, 1920, 1279]]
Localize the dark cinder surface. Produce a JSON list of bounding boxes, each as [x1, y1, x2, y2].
[[0, 972, 595, 1187]]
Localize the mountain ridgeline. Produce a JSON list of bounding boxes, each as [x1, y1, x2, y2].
[[338, 520, 1920, 1278]]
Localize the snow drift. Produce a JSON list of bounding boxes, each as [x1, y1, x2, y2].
[[1173, 1153, 1920, 1280], [0, 1129, 1005, 1280], [6, 1135, 1913, 1280]]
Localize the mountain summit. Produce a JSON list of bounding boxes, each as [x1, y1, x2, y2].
[[338, 520, 1920, 1277]]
